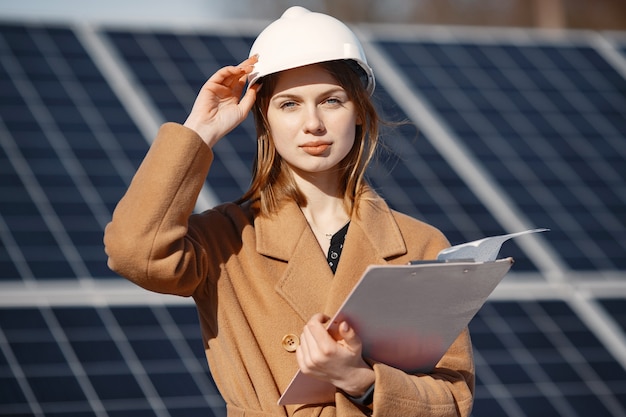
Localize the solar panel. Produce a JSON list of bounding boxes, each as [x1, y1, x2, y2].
[[0, 305, 226, 417], [2, 300, 625, 417], [367, 85, 528, 263], [0, 22, 147, 282], [374, 37, 626, 272], [598, 298, 626, 333], [471, 300, 626, 417], [0, 17, 625, 417], [105, 30, 258, 203]]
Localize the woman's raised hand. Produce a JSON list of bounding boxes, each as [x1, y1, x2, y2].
[[183, 55, 260, 148]]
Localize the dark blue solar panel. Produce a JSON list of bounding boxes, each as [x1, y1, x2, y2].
[[598, 299, 626, 333], [369, 85, 535, 268], [377, 39, 626, 271], [1, 300, 624, 417], [0, 22, 148, 281], [470, 300, 626, 417], [105, 30, 257, 203], [0, 306, 226, 417]]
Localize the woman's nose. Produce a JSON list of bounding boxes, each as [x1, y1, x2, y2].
[[303, 108, 325, 134]]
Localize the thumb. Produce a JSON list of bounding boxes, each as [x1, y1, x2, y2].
[[338, 321, 360, 348], [238, 83, 259, 115]]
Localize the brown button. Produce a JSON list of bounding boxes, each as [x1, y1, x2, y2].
[[281, 334, 300, 352]]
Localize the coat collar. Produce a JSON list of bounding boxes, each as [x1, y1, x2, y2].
[[254, 187, 407, 322]]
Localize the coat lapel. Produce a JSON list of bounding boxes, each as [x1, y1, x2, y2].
[[323, 193, 408, 316], [255, 200, 334, 322], [255, 188, 408, 322]]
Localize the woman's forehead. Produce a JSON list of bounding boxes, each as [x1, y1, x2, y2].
[[271, 64, 343, 96]]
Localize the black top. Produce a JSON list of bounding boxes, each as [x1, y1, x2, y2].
[[327, 222, 349, 274]]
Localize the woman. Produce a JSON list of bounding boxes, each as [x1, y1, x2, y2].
[[104, 6, 474, 417]]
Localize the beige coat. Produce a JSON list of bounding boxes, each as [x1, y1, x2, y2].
[[104, 123, 475, 417]]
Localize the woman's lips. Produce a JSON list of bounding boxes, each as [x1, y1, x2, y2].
[[300, 142, 330, 156]]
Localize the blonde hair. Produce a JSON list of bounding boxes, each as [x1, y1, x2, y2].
[[237, 60, 380, 217]]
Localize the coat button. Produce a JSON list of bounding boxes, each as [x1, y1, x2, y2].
[[281, 334, 300, 352]]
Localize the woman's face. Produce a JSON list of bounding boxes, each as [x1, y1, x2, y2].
[[266, 64, 358, 178]]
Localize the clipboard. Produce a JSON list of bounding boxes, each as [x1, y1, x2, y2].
[[278, 257, 514, 405]]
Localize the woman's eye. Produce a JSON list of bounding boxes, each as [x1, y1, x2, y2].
[[324, 97, 346, 107], [280, 101, 297, 109]]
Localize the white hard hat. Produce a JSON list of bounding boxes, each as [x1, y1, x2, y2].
[[248, 6, 375, 94]]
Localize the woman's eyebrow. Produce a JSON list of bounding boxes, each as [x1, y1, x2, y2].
[[271, 93, 300, 101], [271, 87, 347, 101]]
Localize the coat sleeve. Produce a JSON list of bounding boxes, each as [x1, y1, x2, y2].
[[375, 328, 474, 417], [103, 123, 214, 296], [333, 328, 474, 417]]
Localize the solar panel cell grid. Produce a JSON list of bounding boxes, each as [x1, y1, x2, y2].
[[378, 39, 626, 271], [369, 86, 542, 268], [0, 306, 227, 417], [471, 300, 626, 416], [0, 23, 151, 281], [105, 30, 265, 204], [598, 299, 626, 333], [1, 300, 625, 416]]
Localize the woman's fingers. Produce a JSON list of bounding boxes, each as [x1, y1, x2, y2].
[[208, 55, 258, 87], [239, 81, 260, 113]]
